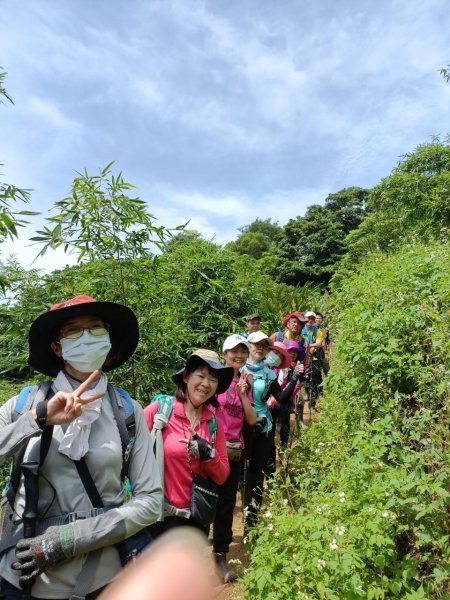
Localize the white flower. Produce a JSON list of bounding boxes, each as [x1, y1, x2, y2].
[[264, 510, 273, 519], [317, 558, 326, 570], [316, 506, 323, 514], [384, 492, 390, 497], [314, 448, 321, 454], [329, 539, 338, 550], [322, 504, 330, 511], [274, 532, 280, 537], [340, 497, 346, 503], [243, 536, 248, 544], [335, 526, 346, 536], [381, 510, 389, 518], [318, 442, 325, 446], [283, 499, 288, 506], [355, 585, 363, 593], [295, 566, 302, 573], [228, 558, 242, 565], [268, 523, 274, 531], [338, 492, 345, 498]]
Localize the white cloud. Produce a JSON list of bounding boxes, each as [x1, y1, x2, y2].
[[27, 98, 81, 131]]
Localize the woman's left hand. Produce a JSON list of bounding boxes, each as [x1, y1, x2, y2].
[[179, 432, 215, 460]]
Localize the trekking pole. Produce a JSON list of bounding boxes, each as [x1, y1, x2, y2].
[[20, 460, 40, 599], [241, 458, 248, 525]]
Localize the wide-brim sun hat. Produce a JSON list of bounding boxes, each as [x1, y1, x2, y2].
[[271, 341, 292, 369], [172, 349, 234, 395], [247, 331, 274, 346], [28, 295, 139, 377], [222, 334, 250, 353], [283, 311, 307, 327]]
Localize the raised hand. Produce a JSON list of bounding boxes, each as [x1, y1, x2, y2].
[[38, 370, 105, 426], [236, 373, 249, 398]]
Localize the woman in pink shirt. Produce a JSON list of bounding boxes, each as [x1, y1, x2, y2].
[[144, 351, 232, 539], [213, 335, 257, 583]]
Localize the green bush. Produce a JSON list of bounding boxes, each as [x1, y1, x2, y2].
[[244, 240, 449, 599]]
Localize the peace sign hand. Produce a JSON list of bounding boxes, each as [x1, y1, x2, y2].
[[40, 370, 105, 426], [236, 373, 249, 398]]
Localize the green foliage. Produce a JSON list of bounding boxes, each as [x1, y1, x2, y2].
[[337, 141, 450, 281], [226, 218, 282, 263], [0, 67, 13, 104], [0, 239, 319, 401], [244, 241, 449, 599], [275, 187, 369, 287], [31, 163, 180, 263]]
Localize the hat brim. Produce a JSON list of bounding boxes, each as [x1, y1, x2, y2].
[[172, 355, 234, 395], [283, 312, 306, 327], [28, 301, 139, 377], [272, 346, 292, 369]]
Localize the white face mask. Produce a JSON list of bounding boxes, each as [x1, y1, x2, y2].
[[266, 351, 282, 368], [60, 331, 112, 373]]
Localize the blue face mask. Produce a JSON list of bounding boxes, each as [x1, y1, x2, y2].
[[266, 351, 282, 368]]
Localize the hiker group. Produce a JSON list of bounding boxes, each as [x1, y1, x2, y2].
[[0, 296, 331, 598]]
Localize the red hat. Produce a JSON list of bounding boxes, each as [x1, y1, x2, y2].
[[271, 341, 292, 369], [28, 295, 139, 376], [282, 311, 306, 327]]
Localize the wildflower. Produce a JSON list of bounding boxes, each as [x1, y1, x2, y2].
[[295, 566, 302, 573], [268, 523, 274, 531], [316, 506, 323, 514], [335, 526, 346, 536], [243, 536, 248, 544], [264, 510, 273, 519], [384, 492, 390, 497], [329, 539, 338, 550], [317, 558, 326, 570], [340, 497, 346, 503], [355, 585, 363, 593], [228, 558, 242, 565], [314, 448, 321, 454], [338, 492, 345, 498], [322, 504, 330, 511], [318, 442, 325, 446], [381, 510, 389, 518], [283, 499, 288, 506], [274, 532, 280, 537]]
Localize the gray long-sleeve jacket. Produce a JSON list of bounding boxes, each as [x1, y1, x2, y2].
[[0, 383, 163, 598]]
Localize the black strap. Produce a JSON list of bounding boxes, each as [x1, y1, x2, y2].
[[74, 459, 104, 509], [108, 384, 130, 481]]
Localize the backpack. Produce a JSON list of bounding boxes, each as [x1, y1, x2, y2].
[[4, 381, 136, 511]]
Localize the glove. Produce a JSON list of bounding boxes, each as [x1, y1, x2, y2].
[[12, 525, 75, 584], [188, 434, 215, 460]]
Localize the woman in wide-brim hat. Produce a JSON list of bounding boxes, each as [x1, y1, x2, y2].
[[0, 295, 162, 600], [144, 349, 232, 539]]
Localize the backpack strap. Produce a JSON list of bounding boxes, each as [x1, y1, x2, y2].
[[107, 384, 135, 482], [149, 395, 175, 521], [276, 329, 284, 342], [6, 382, 53, 509]]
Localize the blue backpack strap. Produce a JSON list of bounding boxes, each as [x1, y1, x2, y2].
[[114, 386, 134, 420], [276, 329, 284, 342], [150, 395, 174, 424]]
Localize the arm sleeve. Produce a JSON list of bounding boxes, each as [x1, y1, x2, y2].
[[72, 401, 163, 554], [0, 396, 42, 466], [202, 417, 230, 485], [271, 378, 298, 404]]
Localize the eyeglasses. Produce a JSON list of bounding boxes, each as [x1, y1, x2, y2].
[[60, 324, 110, 340]]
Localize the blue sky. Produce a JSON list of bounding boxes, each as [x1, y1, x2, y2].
[[1, 0, 449, 270]]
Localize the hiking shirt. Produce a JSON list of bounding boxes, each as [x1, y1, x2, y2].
[[144, 400, 229, 511], [271, 329, 302, 342], [240, 363, 298, 434], [0, 382, 163, 598], [216, 379, 253, 445]]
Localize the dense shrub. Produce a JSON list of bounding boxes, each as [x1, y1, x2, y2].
[[244, 240, 449, 599]]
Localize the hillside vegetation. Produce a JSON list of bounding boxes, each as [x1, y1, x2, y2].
[[243, 142, 450, 599]]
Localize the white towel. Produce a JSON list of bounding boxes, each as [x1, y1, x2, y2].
[[55, 370, 108, 460]]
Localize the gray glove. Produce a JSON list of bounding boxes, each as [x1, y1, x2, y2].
[[188, 434, 215, 460], [12, 525, 75, 584]]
